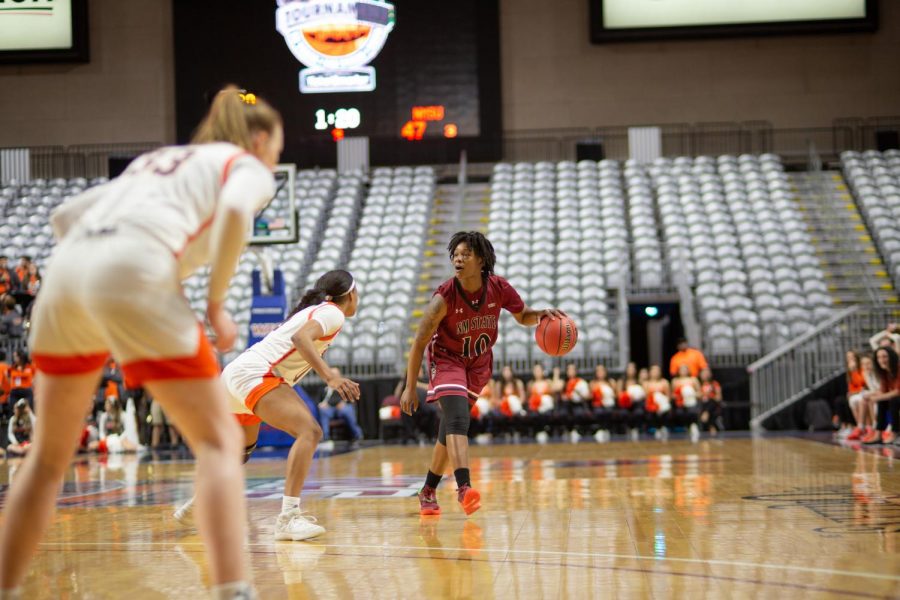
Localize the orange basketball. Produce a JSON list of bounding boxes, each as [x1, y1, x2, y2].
[[535, 315, 578, 356]]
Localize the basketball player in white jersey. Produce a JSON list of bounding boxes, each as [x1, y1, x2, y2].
[[0, 86, 282, 600], [174, 269, 361, 541]]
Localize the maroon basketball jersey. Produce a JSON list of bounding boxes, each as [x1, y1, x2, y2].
[[430, 274, 525, 361]]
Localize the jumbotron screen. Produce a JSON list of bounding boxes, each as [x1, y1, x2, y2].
[[591, 0, 877, 42], [0, 0, 88, 63], [173, 1, 501, 166]]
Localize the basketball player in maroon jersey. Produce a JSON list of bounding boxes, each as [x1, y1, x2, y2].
[[400, 231, 563, 516]]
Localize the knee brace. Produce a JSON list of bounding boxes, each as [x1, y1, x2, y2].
[[440, 395, 471, 437]]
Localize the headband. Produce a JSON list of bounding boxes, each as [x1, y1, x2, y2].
[[324, 276, 355, 302]]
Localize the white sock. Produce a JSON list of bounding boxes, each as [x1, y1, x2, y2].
[[0, 588, 22, 600], [210, 581, 255, 600], [281, 495, 300, 514]]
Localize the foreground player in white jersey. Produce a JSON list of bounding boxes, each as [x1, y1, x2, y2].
[[0, 86, 282, 600], [175, 269, 360, 541]]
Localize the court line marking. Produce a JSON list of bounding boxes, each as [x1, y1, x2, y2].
[[37, 541, 900, 583]]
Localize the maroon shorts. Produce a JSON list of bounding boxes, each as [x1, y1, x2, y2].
[[426, 346, 493, 404]]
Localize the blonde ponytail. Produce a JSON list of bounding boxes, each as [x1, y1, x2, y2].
[[191, 85, 282, 151]]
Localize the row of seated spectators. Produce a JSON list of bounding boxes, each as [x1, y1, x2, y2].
[[0, 353, 184, 456], [834, 324, 900, 446], [383, 342, 725, 444], [0, 256, 42, 365]]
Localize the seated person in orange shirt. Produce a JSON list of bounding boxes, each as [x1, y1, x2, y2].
[[8, 351, 34, 409], [669, 337, 709, 378]]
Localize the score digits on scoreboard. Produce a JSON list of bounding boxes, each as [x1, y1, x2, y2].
[[314, 108, 361, 131], [401, 105, 458, 141]]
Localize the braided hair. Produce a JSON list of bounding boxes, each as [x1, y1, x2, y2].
[[448, 231, 495, 276], [289, 270, 354, 318]]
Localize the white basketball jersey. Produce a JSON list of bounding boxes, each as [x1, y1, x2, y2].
[[243, 302, 345, 385], [57, 142, 275, 279]]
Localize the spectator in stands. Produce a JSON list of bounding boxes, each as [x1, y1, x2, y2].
[[318, 367, 364, 445], [23, 262, 40, 297], [619, 362, 646, 440], [0, 256, 20, 297], [560, 363, 591, 443], [861, 346, 900, 445], [0, 351, 9, 419], [13, 257, 30, 289], [589, 364, 618, 442], [643, 365, 672, 439], [550, 365, 565, 397], [847, 354, 879, 441], [526, 363, 554, 414], [470, 382, 494, 442], [7, 399, 35, 456], [526, 363, 554, 443], [671, 364, 701, 441], [8, 351, 34, 409], [493, 369, 526, 441], [150, 390, 181, 449], [497, 365, 526, 403], [837, 351, 865, 439], [393, 367, 438, 443], [869, 324, 900, 355], [0, 295, 24, 342], [97, 358, 124, 414], [698, 368, 724, 435], [88, 396, 140, 454], [669, 338, 709, 378]]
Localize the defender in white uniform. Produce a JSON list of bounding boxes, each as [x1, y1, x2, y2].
[[175, 269, 361, 542], [0, 87, 283, 600]]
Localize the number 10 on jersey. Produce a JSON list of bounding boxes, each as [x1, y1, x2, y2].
[[461, 334, 491, 358]]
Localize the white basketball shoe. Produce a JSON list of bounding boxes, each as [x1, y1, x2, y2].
[[274, 509, 326, 541]]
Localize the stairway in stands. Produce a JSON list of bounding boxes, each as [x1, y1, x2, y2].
[[409, 183, 490, 338], [790, 171, 896, 305]]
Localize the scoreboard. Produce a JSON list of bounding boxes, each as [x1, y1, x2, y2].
[[173, 0, 501, 166]]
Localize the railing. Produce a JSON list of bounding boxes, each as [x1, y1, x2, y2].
[[616, 279, 629, 370], [498, 117, 895, 165], [748, 305, 900, 429], [2, 116, 898, 178], [18, 142, 162, 180]]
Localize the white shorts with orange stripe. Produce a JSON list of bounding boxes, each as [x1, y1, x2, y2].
[[29, 231, 218, 386], [222, 353, 286, 426]]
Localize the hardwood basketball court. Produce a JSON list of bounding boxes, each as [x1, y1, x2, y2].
[[5, 436, 900, 598]]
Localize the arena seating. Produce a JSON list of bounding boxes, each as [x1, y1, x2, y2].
[[487, 154, 835, 362], [645, 153, 833, 356], [841, 149, 900, 290], [335, 166, 436, 373], [0, 177, 102, 263], [184, 168, 340, 353], [489, 160, 621, 365], [0, 153, 851, 370]]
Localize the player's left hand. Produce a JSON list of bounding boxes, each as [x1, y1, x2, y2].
[[400, 386, 419, 416], [207, 301, 237, 352]]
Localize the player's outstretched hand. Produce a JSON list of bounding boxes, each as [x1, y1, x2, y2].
[[327, 375, 361, 403], [400, 386, 419, 416], [207, 301, 237, 352]]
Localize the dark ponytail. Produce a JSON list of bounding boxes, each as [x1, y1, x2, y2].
[[289, 269, 355, 318]]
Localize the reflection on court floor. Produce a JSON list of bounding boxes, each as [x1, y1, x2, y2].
[[3, 436, 900, 598]]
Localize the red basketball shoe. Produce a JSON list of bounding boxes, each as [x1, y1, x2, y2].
[[418, 486, 441, 516], [457, 484, 481, 516]]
